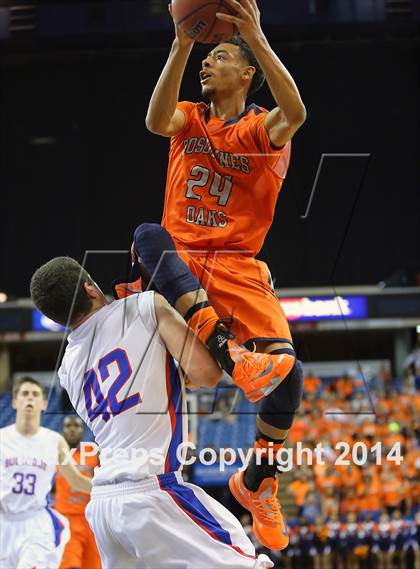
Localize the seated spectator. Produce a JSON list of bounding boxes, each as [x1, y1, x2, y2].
[[302, 492, 322, 524], [289, 416, 306, 444], [338, 463, 363, 492], [340, 488, 361, 517], [288, 471, 311, 516], [381, 469, 406, 515], [371, 512, 395, 567], [316, 464, 341, 495], [357, 471, 381, 518], [303, 371, 323, 399], [344, 512, 367, 569], [313, 518, 332, 569], [383, 420, 405, 450], [335, 373, 354, 401], [321, 487, 339, 519], [350, 391, 371, 415]]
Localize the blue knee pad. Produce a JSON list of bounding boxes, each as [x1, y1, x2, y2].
[[133, 223, 201, 305], [258, 360, 303, 430]]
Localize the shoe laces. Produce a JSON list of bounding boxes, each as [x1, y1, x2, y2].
[[254, 494, 282, 525], [230, 344, 265, 374]]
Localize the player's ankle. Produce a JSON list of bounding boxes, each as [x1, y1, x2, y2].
[[243, 458, 278, 492], [243, 439, 285, 492], [206, 323, 236, 376]]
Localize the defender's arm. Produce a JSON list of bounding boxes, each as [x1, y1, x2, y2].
[[57, 436, 92, 494], [154, 293, 222, 389]]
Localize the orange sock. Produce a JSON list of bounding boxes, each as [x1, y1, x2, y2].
[[254, 437, 285, 460], [188, 306, 220, 344]]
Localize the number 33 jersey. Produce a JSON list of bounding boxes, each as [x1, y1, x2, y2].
[[0, 425, 60, 514], [162, 101, 291, 256]]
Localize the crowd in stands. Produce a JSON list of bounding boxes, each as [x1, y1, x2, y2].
[[283, 368, 418, 568], [197, 366, 419, 568], [248, 510, 419, 569], [269, 369, 419, 568]]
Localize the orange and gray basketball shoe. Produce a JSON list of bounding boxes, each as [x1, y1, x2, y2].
[[228, 341, 295, 403], [229, 471, 289, 551], [207, 321, 295, 403]]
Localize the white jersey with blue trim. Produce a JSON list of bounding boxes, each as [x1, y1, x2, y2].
[[0, 425, 60, 515], [58, 291, 187, 486]]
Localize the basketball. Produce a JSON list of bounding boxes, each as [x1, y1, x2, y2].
[[171, 0, 237, 44]]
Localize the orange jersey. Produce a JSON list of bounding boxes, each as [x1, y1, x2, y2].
[[162, 101, 291, 256], [54, 447, 98, 516], [303, 375, 322, 395], [289, 417, 306, 443], [288, 480, 309, 506], [381, 477, 404, 507], [340, 495, 362, 516]]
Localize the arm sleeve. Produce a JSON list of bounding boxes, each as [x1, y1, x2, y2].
[[249, 112, 291, 178]]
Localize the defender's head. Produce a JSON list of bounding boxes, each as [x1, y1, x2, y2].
[[62, 415, 84, 447], [200, 35, 265, 101], [30, 256, 106, 328], [12, 377, 47, 418]]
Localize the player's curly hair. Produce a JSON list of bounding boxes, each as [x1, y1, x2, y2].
[[225, 34, 266, 97], [30, 256, 94, 327]]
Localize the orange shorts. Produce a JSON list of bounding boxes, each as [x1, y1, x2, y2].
[[177, 250, 292, 346], [60, 514, 101, 569]]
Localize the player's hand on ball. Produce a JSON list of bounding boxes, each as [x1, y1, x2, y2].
[[168, 3, 195, 48], [216, 0, 263, 45]]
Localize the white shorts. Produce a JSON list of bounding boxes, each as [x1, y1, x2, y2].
[[86, 472, 273, 569], [0, 507, 70, 569]]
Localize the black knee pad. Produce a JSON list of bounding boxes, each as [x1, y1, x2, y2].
[[258, 360, 304, 430]]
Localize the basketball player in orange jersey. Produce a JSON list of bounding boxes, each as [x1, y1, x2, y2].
[[55, 416, 101, 569], [132, 0, 306, 551]]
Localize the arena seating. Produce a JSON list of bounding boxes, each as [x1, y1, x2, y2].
[[0, 388, 94, 439], [197, 393, 257, 452]]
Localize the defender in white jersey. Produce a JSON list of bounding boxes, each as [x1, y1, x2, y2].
[[30, 256, 273, 569], [0, 377, 92, 569]]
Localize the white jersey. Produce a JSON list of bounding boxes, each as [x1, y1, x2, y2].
[[0, 425, 60, 515], [58, 292, 187, 486]]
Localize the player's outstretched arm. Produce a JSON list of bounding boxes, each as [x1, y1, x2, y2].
[[217, 0, 306, 147], [145, 5, 194, 137], [57, 436, 92, 494], [154, 293, 223, 389]]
